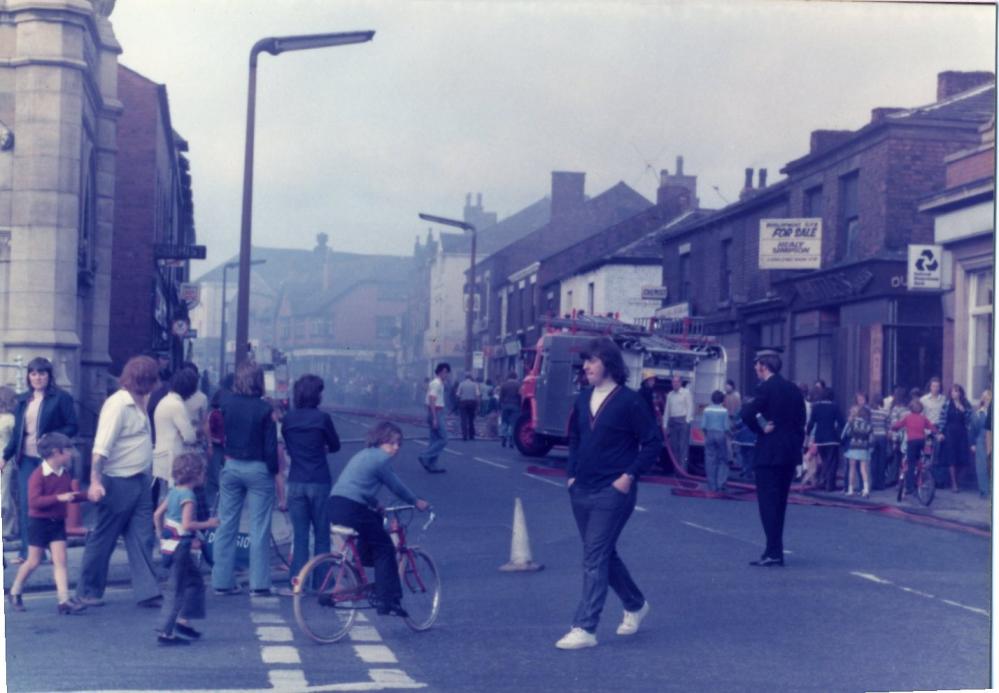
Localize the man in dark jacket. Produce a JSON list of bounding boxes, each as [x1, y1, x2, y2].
[[741, 350, 806, 567], [556, 338, 662, 650]]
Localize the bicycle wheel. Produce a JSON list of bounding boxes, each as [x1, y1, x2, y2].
[[399, 549, 441, 632], [916, 466, 936, 506], [294, 553, 361, 644], [896, 465, 905, 502]]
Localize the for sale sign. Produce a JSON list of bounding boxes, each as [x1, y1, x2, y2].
[[759, 218, 822, 269], [907, 244, 943, 290]]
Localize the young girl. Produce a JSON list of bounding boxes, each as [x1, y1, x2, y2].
[[891, 400, 939, 497], [841, 405, 873, 497], [326, 422, 430, 617], [154, 453, 220, 645], [6, 432, 86, 614]]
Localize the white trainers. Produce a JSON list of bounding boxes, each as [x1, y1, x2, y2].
[[555, 627, 598, 650], [616, 601, 650, 636]]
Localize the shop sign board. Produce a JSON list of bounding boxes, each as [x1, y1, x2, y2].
[[472, 351, 484, 369], [907, 244, 943, 290], [641, 286, 669, 300], [656, 302, 690, 319], [759, 218, 822, 269]]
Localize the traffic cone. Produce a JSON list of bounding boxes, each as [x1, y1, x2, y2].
[[499, 497, 543, 572]]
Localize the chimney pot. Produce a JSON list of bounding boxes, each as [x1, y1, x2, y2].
[[477, 193, 482, 207], [676, 155, 684, 176], [465, 193, 471, 206], [758, 168, 768, 188], [743, 168, 754, 189]]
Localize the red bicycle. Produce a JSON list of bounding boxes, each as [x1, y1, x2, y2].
[[896, 437, 936, 506], [293, 505, 440, 643]]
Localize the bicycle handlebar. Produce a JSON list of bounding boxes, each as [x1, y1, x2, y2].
[[383, 505, 436, 531]]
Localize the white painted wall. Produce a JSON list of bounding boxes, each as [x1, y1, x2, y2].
[[560, 264, 662, 324], [424, 247, 469, 357]]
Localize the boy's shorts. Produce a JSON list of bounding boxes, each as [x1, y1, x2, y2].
[[27, 517, 66, 547]]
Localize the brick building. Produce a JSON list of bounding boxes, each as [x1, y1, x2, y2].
[[920, 117, 994, 398], [111, 65, 196, 374], [473, 173, 653, 376], [660, 71, 995, 401]]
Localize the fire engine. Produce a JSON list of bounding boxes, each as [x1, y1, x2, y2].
[[514, 314, 727, 468]]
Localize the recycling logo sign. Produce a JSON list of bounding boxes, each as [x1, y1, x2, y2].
[[907, 244, 943, 290]]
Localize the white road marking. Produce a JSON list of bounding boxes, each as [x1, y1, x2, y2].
[[250, 595, 280, 608], [256, 626, 294, 642], [635, 505, 648, 512], [850, 571, 989, 618], [443, 448, 462, 455], [474, 456, 510, 469], [250, 611, 286, 623], [348, 625, 383, 642], [355, 612, 370, 622], [268, 669, 309, 691], [354, 644, 399, 664], [369, 669, 423, 686], [523, 472, 566, 488], [261, 645, 302, 664], [412, 440, 429, 446], [681, 520, 794, 553]]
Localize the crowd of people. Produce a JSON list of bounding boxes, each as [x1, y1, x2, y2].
[[0, 354, 432, 642], [656, 372, 992, 500]]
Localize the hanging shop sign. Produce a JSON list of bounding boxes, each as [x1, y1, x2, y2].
[[906, 244, 943, 290], [759, 218, 822, 269]]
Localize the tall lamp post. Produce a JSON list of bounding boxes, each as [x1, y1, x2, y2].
[[220, 258, 266, 379], [234, 30, 375, 368], [418, 213, 477, 373]]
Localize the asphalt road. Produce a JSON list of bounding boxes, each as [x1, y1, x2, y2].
[[3, 413, 991, 693]]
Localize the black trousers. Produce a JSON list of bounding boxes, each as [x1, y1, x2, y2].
[[459, 401, 477, 440], [818, 445, 840, 491], [326, 496, 400, 604], [754, 465, 795, 560]]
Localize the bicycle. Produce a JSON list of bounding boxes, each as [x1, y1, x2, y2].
[[293, 505, 440, 643], [896, 436, 936, 506]]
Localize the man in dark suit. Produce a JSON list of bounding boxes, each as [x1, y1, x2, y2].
[[741, 350, 806, 567]]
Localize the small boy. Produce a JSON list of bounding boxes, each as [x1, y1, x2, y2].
[[6, 432, 86, 614], [731, 416, 757, 481], [890, 400, 938, 496], [153, 453, 220, 645], [701, 390, 730, 492]]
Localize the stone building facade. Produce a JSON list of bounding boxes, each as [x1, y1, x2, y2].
[[660, 71, 995, 401], [0, 0, 122, 433]]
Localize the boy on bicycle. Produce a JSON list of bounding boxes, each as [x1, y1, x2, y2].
[[326, 422, 430, 617], [891, 400, 938, 496]]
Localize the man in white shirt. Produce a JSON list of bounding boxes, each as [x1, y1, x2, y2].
[[455, 373, 481, 441], [920, 377, 946, 427], [417, 363, 450, 473], [665, 376, 694, 471], [76, 356, 163, 608]]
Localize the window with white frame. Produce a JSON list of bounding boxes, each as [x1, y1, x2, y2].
[[968, 267, 993, 399]]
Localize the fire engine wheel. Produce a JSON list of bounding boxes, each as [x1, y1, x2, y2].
[[514, 413, 554, 457]]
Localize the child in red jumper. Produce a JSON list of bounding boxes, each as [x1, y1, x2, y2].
[[7, 432, 86, 614], [891, 400, 939, 495]]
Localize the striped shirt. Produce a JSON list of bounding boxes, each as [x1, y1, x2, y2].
[[870, 407, 890, 438]]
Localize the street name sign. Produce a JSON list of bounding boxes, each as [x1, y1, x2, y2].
[[759, 218, 822, 269], [641, 286, 669, 300], [154, 244, 207, 260]]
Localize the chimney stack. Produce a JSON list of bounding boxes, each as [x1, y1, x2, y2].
[[937, 70, 995, 101], [739, 168, 755, 200], [656, 154, 699, 215], [676, 155, 684, 176], [758, 168, 767, 188], [551, 171, 586, 223]]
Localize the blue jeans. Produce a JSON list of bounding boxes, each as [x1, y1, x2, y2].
[[287, 481, 331, 580], [16, 456, 41, 559], [974, 431, 989, 496], [211, 460, 275, 591], [703, 431, 729, 491], [500, 406, 518, 441], [419, 412, 447, 470], [569, 483, 644, 633]]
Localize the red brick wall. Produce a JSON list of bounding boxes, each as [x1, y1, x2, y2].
[[110, 67, 159, 373], [945, 145, 995, 187]]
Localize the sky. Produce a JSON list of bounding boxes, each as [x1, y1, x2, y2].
[[109, 0, 996, 277]]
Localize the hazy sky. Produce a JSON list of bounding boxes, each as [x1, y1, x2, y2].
[[109, 0, 995, 276]]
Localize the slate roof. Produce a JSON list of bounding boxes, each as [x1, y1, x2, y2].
[[437, 197, 551, 256], [477, 181, 653, 284]]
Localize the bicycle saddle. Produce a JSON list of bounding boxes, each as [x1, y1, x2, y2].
[[330, 525, 358, 538]]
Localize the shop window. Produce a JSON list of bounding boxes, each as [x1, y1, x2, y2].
[[587, 282, 595, 315], [884, 325, 942, 392]]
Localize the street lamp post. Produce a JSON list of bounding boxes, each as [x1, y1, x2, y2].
[[418, 213, 477, 373], [220, 259, 266, 379], [234, 30, 375, 368]]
